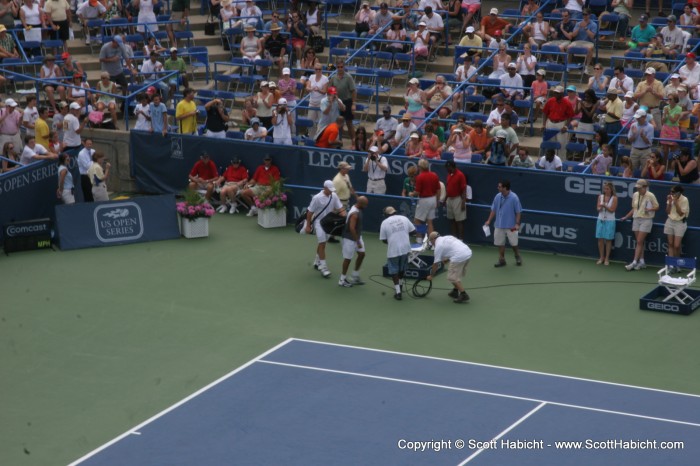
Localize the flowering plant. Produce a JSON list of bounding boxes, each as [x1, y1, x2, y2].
[[253, 177, 288, 210], [177, 189, 215, 221]]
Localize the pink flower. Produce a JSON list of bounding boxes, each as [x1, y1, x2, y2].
[[264, 199, 272, 206]]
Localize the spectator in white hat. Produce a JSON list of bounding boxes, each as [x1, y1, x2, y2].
[[620, 90, 639, 128], [272, 97, 293, 145], [458, 26, 483, 64], [363, 145, 388, 194], [627, 108, 654, 170], [418, 6, 444, 60], [0, 98, 23, 153], [63, 102, 88, 151], [411, 21, 430, 62], [634, 67, 664, 128], [404, 78, 426, 126], [499, 62, 524, 101], [479, 7, 510, 41], [664, 73, 683, 98]]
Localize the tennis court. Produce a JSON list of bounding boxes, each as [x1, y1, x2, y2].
[[71, 339, 700, 466]]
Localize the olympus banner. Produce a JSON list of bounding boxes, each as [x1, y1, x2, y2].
[[54, 195, 180, 250]]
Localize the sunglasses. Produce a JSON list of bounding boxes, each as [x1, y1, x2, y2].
[[594, 67, 601, 70]]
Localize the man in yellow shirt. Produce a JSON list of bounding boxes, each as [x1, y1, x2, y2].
[[175, 88, 198, 135], [34, 107, 51, 148], [458, 26, 483, 64], [634, 67, 665, 128]]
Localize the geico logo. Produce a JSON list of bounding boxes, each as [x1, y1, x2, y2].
[[6, 224, 48, 237], [647, 302, 680, 312], [521, 223, 577, 240], [564, 177, 635, 198]]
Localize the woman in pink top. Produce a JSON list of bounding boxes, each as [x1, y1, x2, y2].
[[447, 127, 472, 163], [421, 124, 441, 159], [277, 68, 297, 134]]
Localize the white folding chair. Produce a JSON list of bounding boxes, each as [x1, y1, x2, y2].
[[657, 256, 697, 304], [408, 223, 429, 269]]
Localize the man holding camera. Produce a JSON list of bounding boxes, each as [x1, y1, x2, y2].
[[363, 146, 388, 194], [204, 98, 230, 139], [316, 86, 345, 140], [273, 97, 293, 145], [329, 61, 357, 143]]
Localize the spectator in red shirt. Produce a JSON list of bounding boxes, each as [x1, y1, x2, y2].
[[479, 8, 511, 42], [316, 116, 344, 149], [542, 85, 575, 157], [411, 158, 440, 242], [240, 155, 281, 216], [188, 152, 219, 201], [216, 157, 249, 214], [445, 161, 467, 240]]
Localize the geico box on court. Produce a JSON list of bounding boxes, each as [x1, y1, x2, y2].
[[382, 255, 443, 280], [639, 287, 700, 316]]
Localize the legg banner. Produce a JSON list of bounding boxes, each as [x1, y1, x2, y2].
[[0, 159, 81, 243], [54, 194, 180, 250]]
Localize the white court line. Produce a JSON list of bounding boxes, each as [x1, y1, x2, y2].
[[459, 402, 547, 465], [258, 360, 700, 428], [68, 338, 296, 465], [288, 338, 700, 401]]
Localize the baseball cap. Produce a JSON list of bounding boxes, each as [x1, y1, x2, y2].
[[282, 67, 291, 75], [278, 97, 288, 105], [466, 26, 475, 33], [634, 109, 647, 119], [375, 129, 384, 136], [624, 90, 634, 98], [5, 98, 17, 107], [402, 114, 412, 121], [508, 62, 516, 69], [409, 132, 419, 138], [494, 30, 502, 37], [645, 67, 656, 75], [61, 52, 70, 60], [496, 130, 507, 138], [671, 73, 680, 79], [89, 0, 98, 5], [263, 155, 272, 161], [553, 85, 564, 93], [687, 52, 697, 59], [338, 161, 351, 170], [69, 102, 81, 110], [170, 47, 178, 53], [566, 85, 577, 92], [260, 81, 268, 87], [269, 81, 277, 88], [668, 14, 677, 22], [201, 152, 210, 158], [639, 14, 648, 22], [250, 117, 260, 125], [635, 179, 649, 188], [384, 206, 396, 216], [536, 69, 546, 76], [146, 86, 156, 95], [383, 105, 392, 113], [490, 7, 498, 14], [408, 77, 420, 85], [369, 145, 379, 153], [327, 86, 337, 95], [418, 21, 427, 26], [323, 180, 336, 192], [113, 35, 123, 45], [57, 101, 68, 108]]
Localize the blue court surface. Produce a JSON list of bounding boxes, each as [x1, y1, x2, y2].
[[71, 339, 700, 466]]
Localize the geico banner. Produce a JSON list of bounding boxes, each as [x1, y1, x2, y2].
[[54, 194, 180, 250], [464, 204, 700, 266], [0, 159, 81, 243], [130, 132, 438, 196]]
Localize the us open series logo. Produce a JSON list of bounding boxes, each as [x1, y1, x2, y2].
[[93, 203, 144, 243]]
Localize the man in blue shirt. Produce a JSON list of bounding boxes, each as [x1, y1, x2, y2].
[[567, 9, 597, 74], [626, 14, 656, 55], [484, 179, 523, 267]]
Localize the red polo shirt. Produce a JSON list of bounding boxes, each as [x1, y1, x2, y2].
[[415, 170, 440, 197], [446, 169, 466, 198], [543, 97, 574, 123], [252, 164, 281, 185], [222, 165, 248, 182], [190, 160, 218, 180]]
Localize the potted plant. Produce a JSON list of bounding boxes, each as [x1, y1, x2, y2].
[[176, 189, 215, 238], [254, 177, 288, 228]]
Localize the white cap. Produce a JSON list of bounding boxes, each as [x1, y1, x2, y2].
[[496, 129, 507, 138], [69, 102, 82, 110], [624, 91, 634, 98], [465, 26, 475, 33], [490, 7, 498, 14], [408, 77, 420, 85], [644, 67, 656, 75], [5, 98, 17, 107], [536, 69, 546, 76], [507, 62, 516, 69], [169, 47, 177, 53], [369, 145, 379, 153], [634, 109, 647, 119], [323, 180, 336, 192], [260, 81, 268, 87], [282, 67, 290, 75], [418, 21, 427, 26], [671, 73, 680, 79], [278, 97, 288, 105], [453, 127, 463, 133]]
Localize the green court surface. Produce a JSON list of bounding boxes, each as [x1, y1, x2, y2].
[[2, 214, 699, 465]]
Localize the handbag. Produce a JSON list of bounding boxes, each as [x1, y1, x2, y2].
[[355, 22, 370, 34], [309, 34, 324, 53], [204, 16, 217, 36], [296, 196, 333, 234], [320, 212, 346, 236]]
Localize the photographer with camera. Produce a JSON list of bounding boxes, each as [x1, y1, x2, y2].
[[204, 98, 230, 139], [272, 97, 293, 145], [363, 146, 388, 194], [671, 148, 700, 184], [315, 86, 345, 139]]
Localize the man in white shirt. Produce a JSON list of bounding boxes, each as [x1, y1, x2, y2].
[[500, 62, 524, 101], [19, 135, 57, 165], [363, 146, 388, 194], [419, 6, 444, 60], [22, 96, 39, 137], [679, 52, 700, 99], [609, 66, 635, 96], [537, 149, 563, 171], [245, 117, 267, 141], [77, 138, 95, 201], [660, 15, 685, 59], [140, 51, 170, 102], [305, 180, 346, 278], [62, 102, 87, 150], [379, 206, 416, 301], [393, 114, 417, 147], [486, 97, 506, 127], [426, 231, 473, 304], [375, 105, 398, 142], [77, 0, 107, 45]]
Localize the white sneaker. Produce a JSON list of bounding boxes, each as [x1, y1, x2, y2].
[[229, 203, 238, 214], [338, 278, 353, 287], [625, 262, 637, 271], [634, 262, 647, 270], [217, 205, 228, 213], [319, 265, 331, 278], [313, 259, 320, 269], [246, 206, 258, 217]]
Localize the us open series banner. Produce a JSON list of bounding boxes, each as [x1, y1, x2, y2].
[[54, 194, 180, 250]]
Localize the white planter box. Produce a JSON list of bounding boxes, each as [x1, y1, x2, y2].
[[257, 208, 287, 228], [181, 217, 209, 238]]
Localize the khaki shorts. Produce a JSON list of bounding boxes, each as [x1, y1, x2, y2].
[[447, 258, 470, 283], [632, 217, 653, 234], [664, 218, 687, 238], [415, 197, 437, 222], [446, 196, 466, 221], [251, 184, 267, 197], [494, 227, 518, 246]]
